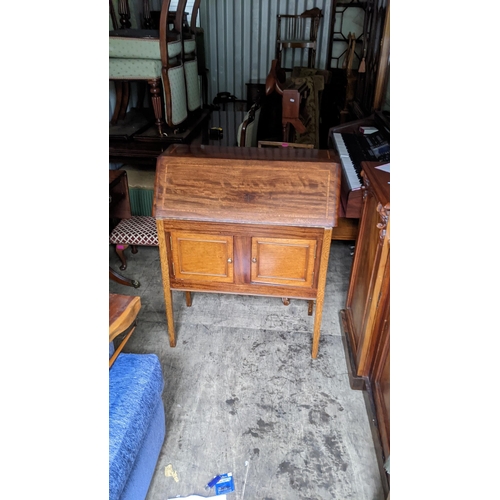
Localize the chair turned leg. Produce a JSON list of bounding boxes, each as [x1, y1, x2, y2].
[[185, 291, 192, 307], [131, 245, 138, 254], [115, 244, 129, 270], [118, 82, 130, 121], [111, 81, 124, 125], [148, 78, 164, 136], [282, 297, 290, 306], [308, 300, 314, 316]]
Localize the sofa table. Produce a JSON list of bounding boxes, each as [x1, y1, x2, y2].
[[153, 144, 341, 358]]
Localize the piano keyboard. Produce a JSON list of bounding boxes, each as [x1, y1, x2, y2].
[[332, 133, 362, 191]]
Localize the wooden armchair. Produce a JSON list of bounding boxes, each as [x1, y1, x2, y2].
[[109, 0, 188, 134]]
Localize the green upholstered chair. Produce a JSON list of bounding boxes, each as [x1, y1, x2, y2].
[[181, 0, 202, 114], [109, 0, 188, 134]]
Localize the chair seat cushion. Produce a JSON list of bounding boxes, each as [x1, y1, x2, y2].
[[109, 353, 164, 500], [109, 58, 162, 79], [110, 37, 182, 60], [109, 216, 158, 246]]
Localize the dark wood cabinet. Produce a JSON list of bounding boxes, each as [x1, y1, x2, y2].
[[339, 161, 390, 492], [153, 145, 342, 358], [341, 161, 390, 382]]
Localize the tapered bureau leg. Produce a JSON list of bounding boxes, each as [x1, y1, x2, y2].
[[185, 291, 192, 307], [311, 228, 332, 358], [156, 220, 176, 347]]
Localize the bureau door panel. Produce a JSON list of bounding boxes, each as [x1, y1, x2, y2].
[[251, 237, 317, 287], [171, 231, 234, 283]]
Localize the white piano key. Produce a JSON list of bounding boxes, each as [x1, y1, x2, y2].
[[331, 132, 361, 191], [340, 157, 360, 191]]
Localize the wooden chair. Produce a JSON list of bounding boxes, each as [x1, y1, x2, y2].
[[109, 0, 157, 123], [265, 59, 311, 143], [109, 0, 189, 134], [275, 7, 322, 70], [181, 0, 202, 116]]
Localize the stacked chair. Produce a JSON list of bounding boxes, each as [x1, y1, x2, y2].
[[181, 0, 202, 116], [109, 0, 203, 135]]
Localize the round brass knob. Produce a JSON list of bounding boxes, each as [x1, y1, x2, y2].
[[252, 257, 257, 263], [227, 258, 232, 263]]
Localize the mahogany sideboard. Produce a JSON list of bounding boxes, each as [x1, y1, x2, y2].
[[339, 161, 390, 492], [153, 144, 342, 358]]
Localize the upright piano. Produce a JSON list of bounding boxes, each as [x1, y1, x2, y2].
[[328, 110, 390, 218]]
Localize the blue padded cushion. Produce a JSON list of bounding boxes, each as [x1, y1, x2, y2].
[[109, 354, 164, 500]]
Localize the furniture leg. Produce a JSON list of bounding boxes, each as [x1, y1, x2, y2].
[[115, 243, 129, 270], [157, 220, 176, 347], [308, 300, 314, 316], [109, 267, 141, 288], [131, 245, 138, 254], [148, 78, 164, 136], [185, 291, 192, 307], [311, 228, 332, 358], [118, 0, 131, 28], [111, 81, 124, 125], [118, 82, 130, 121]]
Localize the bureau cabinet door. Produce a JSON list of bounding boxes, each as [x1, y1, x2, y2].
[[170, 231, 234, 283], [250, 237, 317, 287]]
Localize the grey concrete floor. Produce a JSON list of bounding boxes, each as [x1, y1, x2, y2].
[[110, 241, 385, 500]]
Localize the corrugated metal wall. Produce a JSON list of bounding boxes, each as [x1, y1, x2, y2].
[[199, 0, 334, 103]]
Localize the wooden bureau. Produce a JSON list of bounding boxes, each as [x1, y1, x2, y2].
[[153, 144, 342, 358]]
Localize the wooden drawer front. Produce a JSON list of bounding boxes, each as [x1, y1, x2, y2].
[[251, 237, 317, 287], [171, 232, 234, 283]]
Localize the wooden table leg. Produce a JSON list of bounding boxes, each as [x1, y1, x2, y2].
[[311, 228, 332, 358], [157, 220, 176, 347]]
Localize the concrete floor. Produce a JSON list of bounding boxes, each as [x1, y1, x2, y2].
[[110, 241, 385, 500]]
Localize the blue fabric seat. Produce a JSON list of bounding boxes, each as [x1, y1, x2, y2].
[[109, 353, 165, 500]]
